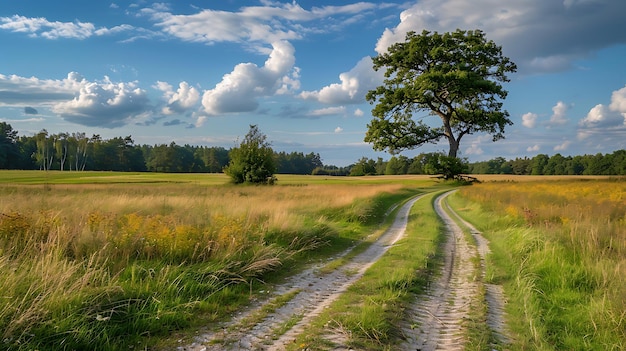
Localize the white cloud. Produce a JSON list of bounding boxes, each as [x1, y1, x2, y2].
[[354, 108, 364, 117], [0, 73, 77, 105], [577, 86, 626, 141], [299, 56, 383, 104], [0, 14, 142, 40], [465, 143, 484, 156], [0, 72, 152, 128], [52, 75, 151, 128], [308, 106, 346, 117], [194, 116, 207, 128], [374, 0, 626, 74], [334, 126, 344, 133], [151, 2, 380, 47], [201, 41, 298, 115], [554, 140, 571, 151], [0, 15, 95, 39], [521, 112, 538, 128], [579, 87, 626, 128], [549, 101, 569, 125], [464, 134, 491, 156], [609, 85, 626, 121], [527, 144, 540, 152], [155, 81, 200, 115]]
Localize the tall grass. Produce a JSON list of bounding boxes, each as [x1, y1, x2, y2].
[[451, 179, 625, 350], [0, 177, 427, 350]]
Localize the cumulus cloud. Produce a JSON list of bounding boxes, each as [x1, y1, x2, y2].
[[334, 126, 344, 133], [464, 135, 491, 156], [549, 101, 569, 125], [554, 140, 571, 151], [0, 72, 154, 128], [577, 86, 626, 142], [374, 0, 626, 73], [194, 116, 207, 128], [0, 73, 78, 104], [527, 144, 540, 152], [155, 81, 200, 115], [579, 86, 626, 128], [354, 108, 364, 117], [521, 112, 538, 128], [52, 74, 151, 128], [609, 85, 626, 120], [465, 143, 484, 156], [201, 41, 298, 115], [299, 56, 383, 104]]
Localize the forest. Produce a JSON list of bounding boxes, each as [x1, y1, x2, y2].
[[1, 122, 625, 175]]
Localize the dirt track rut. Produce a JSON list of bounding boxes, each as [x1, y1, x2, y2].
[[176, 191, 508, 350]]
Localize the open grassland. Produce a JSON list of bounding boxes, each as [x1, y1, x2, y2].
[[449, 178, 625, 350], [0, 171, 436, 350]]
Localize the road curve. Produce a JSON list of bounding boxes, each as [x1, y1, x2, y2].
[[177, 194, 425, 351]]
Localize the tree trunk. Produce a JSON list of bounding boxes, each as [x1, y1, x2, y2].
[[447, 137, 459, 158], [446, 133, 459, 158]]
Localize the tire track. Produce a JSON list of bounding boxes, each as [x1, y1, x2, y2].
[[177, 195, 425, 351], [398, 190, 509, 350]]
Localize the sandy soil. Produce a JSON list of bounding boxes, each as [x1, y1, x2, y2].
[[175, 191, 508, 351]]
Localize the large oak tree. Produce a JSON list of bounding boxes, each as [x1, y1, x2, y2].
[[365, 29, 517, 159]]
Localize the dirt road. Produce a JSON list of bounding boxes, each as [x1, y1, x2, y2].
[[398, 191, 509, 350], [176, 191, 508, 350]]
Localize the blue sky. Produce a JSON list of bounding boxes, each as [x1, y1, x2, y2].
[[1, 0, 625, 166]]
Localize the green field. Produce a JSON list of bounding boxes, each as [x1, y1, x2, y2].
[[0, 171, 623, 350]]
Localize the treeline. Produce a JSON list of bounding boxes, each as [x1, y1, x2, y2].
[[346, 151, 626, 176], [0, 123, 322, 174], [2, 122, 625, 176], [467, 152, 626, 175]]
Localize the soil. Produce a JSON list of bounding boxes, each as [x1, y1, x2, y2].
[[175, 191, 508, 351]]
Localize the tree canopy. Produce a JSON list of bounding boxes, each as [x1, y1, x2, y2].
[[365, 29, 517, 159], [224, 125, 277, 184]]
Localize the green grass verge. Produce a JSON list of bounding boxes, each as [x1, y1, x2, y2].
[[446, 191, 625, 351], [287, 190, 447, 350]]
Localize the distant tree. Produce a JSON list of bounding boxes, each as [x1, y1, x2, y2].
[[385, 155, 409, 175], [531, 154, 549, 175], [349, 157, 377, 176], [34, 130, 54, 171], [0, 122, 20, 169], [17, 135, 37, 169], [224, 125, 276, 184], [195, 146, 229, 173], [365, 29, 517, 168], [510, 157, 532, 175]]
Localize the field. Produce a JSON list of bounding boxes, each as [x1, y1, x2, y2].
[[0, 171, 623, 350], [0, 171, 437, 350], [450, 177, 626, 350]]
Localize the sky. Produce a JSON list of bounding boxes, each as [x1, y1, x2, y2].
[[1, 0, 625, 167]]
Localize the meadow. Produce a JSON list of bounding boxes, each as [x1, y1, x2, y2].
[[450, 177, 625, 350], [0, 171, 434, 350], [2, 171, 624, 350]]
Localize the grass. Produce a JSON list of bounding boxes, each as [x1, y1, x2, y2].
[[288, 190, 448, 350], [0, 170, 435, 350], [448, 178, 626, 351]]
